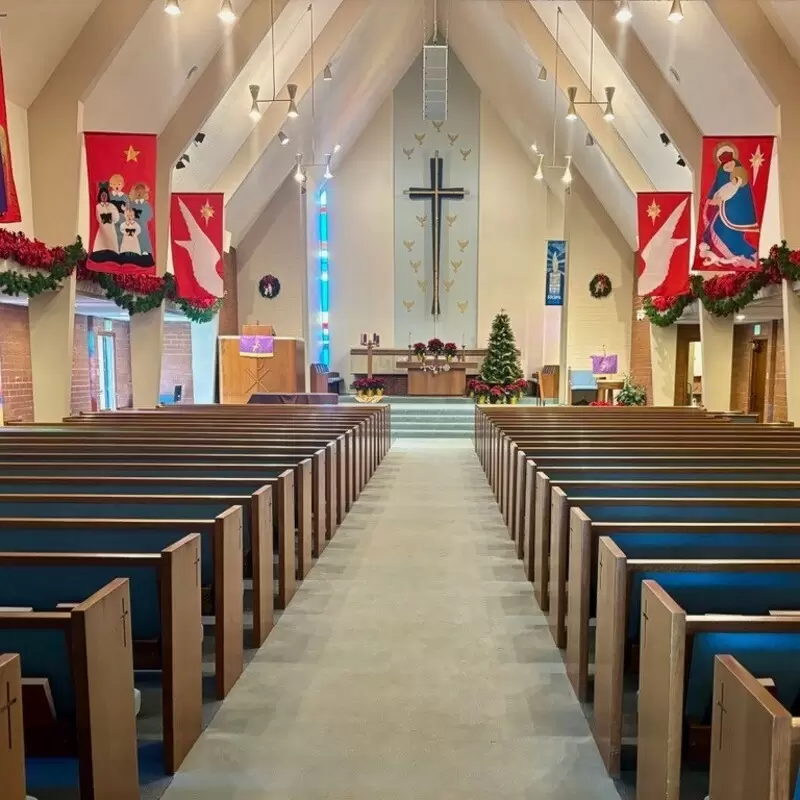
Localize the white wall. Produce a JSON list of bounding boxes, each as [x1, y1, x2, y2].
[[477, 97, 547, 376], [236, 173, 307, 337], [564, 178, 634, 375], [327, 97, 395, 379]]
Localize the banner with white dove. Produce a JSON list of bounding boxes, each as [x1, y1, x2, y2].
[[170, 192, 224, 302], [636, 191, 691, 298]]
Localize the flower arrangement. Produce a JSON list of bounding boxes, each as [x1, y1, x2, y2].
[[426, 337, 444, 356], [589, 400, 613, 407], [467, 377, 527, 404], [616, 374, 647, 406], [352, 376, 385, 403], [413, 342, 427, 360], [443, 341, 459, 361]]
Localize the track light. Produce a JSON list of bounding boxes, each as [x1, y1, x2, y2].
[[249, 85, 262, 121], [668, 0, 683, 23], [164, 0, 181, 15], [660, 132, 670, 147], [286, 84, 299, 119], [218, 0, 236, 23], [585, 133, 595, 147], [293, 154, 307, 184], [562, 156, 573, 185], [615, 0, 632, 23], [175, 161, 186, 170], [537, 65, 547, 82], [677, 156, 686, 168], [333, 143, 342, 154], [194, 132, 206, 145], [566, 87, 578, 121], [278, 131, 290, 146], [534, 153, 544, 181], [181, 153, 190, 164], [323, 64, 333, 81], [324, 154, 333, 180], [603, 87, 615, 121]]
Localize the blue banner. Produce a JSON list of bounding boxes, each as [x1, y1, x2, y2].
[[545, 240, 566, 306]]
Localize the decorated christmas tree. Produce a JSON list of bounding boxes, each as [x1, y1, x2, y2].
[[481, 310, 524, 387]]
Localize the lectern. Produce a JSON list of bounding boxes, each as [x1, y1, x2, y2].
[[218, 324, 305, 404]]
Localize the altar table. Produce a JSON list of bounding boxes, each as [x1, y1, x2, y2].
[[396, 360, 478, 397]]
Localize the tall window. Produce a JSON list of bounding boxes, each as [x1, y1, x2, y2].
[[319, 190, 330, 367], [96, 330, 117, 411]]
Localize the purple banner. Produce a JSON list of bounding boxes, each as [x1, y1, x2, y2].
[[591, 354, 618, 375], [240, 335, 274, 358]]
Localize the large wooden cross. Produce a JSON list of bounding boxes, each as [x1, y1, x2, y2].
[[405, 151, 467, 317]]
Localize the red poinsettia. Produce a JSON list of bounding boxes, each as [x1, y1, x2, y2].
[[427, 337, 444, 356]]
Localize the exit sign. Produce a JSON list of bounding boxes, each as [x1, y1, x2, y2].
[[754, 323, 762, 335]]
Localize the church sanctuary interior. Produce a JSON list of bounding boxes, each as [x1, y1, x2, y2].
[[7, 0, 800, 799]]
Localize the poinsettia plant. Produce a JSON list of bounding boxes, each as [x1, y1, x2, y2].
[[413, 342, 427, 358], [427, 337, 444, 356], [443, 341, 459, 359]]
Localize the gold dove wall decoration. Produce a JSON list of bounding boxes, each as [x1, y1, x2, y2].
[[443, 278, 455, 293], [446, 213, 458, 227], [416, 214, 428, 227], [403, 239, 415, 252], [417, 279, 428, 292], [413, 133, 426, 145], [402, 299, 415, 313], [450, 259, 462, 272], [409, 260, 421, 273], [457, 300, 469, 314], [402, 147, 415, 160], [432, 121, 444, 132], [457, 239, 470, 252], [460, 148, 472, 162], [447, 132, 459, 146]]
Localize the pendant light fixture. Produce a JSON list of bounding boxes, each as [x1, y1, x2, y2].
[[668, 0, 683, 23], [323, 64, 333, 81], [323, 154, 333, 180], [537, 65, 547, 82], [561, 155, 573, 185], [278, 131, 290, 146], [293, 153, 307, 184], [164, 0, 181, 15], [534, 153, 544, 181], [566, 87, 578, 121], [286, 84, 299, 118], [602, 87, 615, 121], [218, 0, 237, 23], [615, 0, 632, 23]]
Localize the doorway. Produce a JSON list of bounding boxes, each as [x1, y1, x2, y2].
[[673, 324, 701, 405], [748, 338, 768, 422], [96, 331, 117, 411]]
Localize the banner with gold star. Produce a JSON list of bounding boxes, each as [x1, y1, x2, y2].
[[693, 135, 775, 272], [170, 192, 224, 302], [84, 132, 157, 275], [636, 191, 691, 297]]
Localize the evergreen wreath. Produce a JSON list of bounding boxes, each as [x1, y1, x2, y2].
[[589, 273, 612, 299], [259, 274, 281, 299]]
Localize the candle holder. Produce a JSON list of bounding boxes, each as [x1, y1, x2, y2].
[[460, 344, 466, 363]]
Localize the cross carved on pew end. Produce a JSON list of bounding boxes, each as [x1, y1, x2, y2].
[[121, 598, 130, 648], [716, 683, 728, 751], [641, 600, 649, 647], [194, 549, 201, 587], [1, 680, 18, 748], [597, 553, 603, 591]]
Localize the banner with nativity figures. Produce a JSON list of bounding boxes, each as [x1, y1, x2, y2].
[[84, 132, 157, 275]]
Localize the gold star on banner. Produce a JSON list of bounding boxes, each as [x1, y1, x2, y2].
[[124, 145, 140, 162], [646, 199, 661, 223], [199, 199, 215, 225], [750, 145, 765, 184]]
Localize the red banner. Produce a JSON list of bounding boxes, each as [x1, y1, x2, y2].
[[170, 193, 224, 302], [693, 135, 774, 272], [636, 192, 691, 297], [0, 45, 20, 224], [84, 132, 157, 275]]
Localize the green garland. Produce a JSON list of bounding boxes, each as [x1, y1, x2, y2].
[[0, 239, 84, 298], [642, 292, 695, 328]]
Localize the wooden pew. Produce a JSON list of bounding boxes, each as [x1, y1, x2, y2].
[[0, 510, 243, 700], [0, 538, 202, 774], [593, 537, 800, 776], [0, 579, 139, 800], [637, 581, 800, 800], [708, 655, 800, 800], [0, 653, 25, 800]]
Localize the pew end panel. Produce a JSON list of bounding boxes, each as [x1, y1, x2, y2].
[[251, 485, 274, 647], [72, 578, 140, 800], [593, 537, 629, 776], [523, 461, 536, 582], [514, 449, 526, 557], [566, 508, 595, 701], [297, 459, 314, 578], [162, 535, 203, 774], [276, 470, 296, 609], [0, 653, 25, 800], [636, 580, 687, 800], [214, 506, 244, 699], [325, 441, 338, 540], [533, 471, 551, 612], [709, 655, 793, 800], [547, 487, 572, 649], [312, 449, 327, 557]]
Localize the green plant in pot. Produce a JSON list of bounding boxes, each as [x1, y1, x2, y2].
[[616, 374, 647, 406]]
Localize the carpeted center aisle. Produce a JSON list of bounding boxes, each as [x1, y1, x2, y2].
[[160, 439, 624, 800]]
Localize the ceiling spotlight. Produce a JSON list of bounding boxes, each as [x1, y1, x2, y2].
[[293, 153, 307, 184], [615, 0, 632, 23], [534, 153, 544, 181], [324, 154, 334, 180], [660, 132, 670, 147], [537, 65, 547, 82], [286, 84, 299, 119], [278, 131, 290, 146], [193, 132, 206, 145], [249, 84, 262, 121], [677, 156, 686, 167], [735, 314, 746, 321], [668, 0, 684, 23], [333, 143, 342, 154], [180, 153, 190, 164], [603, 86, 615, 121], [175, 160, 186, 170], [530, 143, 538, 153], [323, 64, 333, 81], [164, 0, 181, 15], [585, 132, 595, 147], [218, 0, 236, 23], [566, 87, 578, 121], [561, 155, 573, 185]]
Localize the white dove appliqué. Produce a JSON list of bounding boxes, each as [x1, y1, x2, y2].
[[638, 198, 689, 297], [174, 199, 224, 298]]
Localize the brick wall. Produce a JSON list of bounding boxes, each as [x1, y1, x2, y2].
[[161, 321, 194, 403], [774, 321, 787, 422], [629, 292, 653, 404], [0, 304, 33, 422], [71, 315, 93, 414], [112, 320, 133, 408]]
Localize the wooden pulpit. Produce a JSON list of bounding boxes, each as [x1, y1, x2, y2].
[[218, 324, 305, 404]]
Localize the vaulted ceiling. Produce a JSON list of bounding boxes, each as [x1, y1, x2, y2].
[[6, 0, 798, 249]]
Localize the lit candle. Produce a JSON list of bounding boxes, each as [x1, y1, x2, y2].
[[461, 332, 465, 347], [408, 331, 412, 347]]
